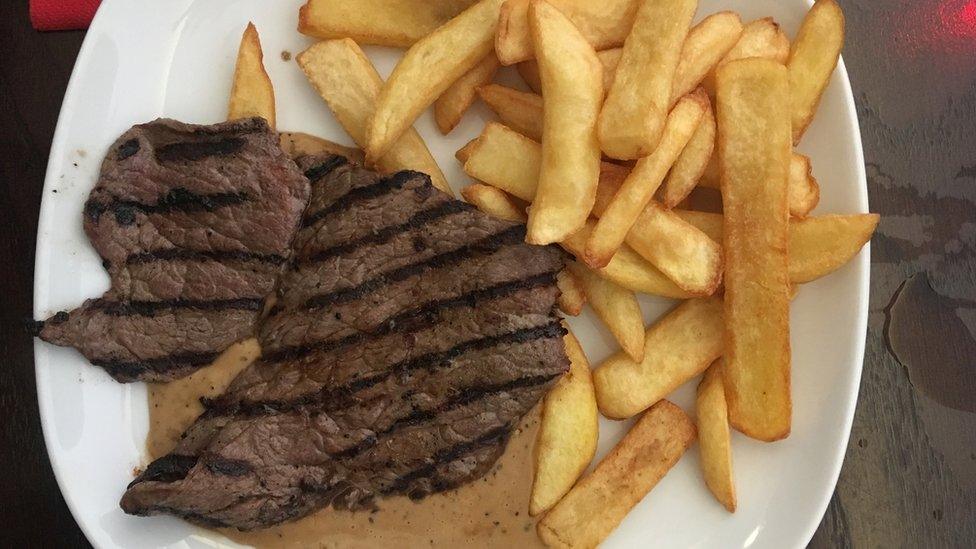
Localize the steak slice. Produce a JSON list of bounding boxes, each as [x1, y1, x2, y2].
[[33, 118, 309, 382], [120, 155, 569, 530]]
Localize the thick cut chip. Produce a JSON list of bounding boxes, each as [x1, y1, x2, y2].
[[477, 84, 545, 140], [455, 137, 481, 163], [670, 11, 743, 105], [697, 360, 736, 512], [297, 39, 451, 194], [366, 0, 507, 163], [597, 0, 696, 160], [789, 0, 845, 143], [555, 269, 587, 316], [659, 101, 716, 208], [594, 297, 724, 419], [496, 0, 640, 65], [525, 0, 604, 245], [298, 0, 477, 47], [701, 17, 790, 95], [518, 47, 623, 94], [278, 132, 364, 163], [587, 90, 708, 267], [569, 263, 644, 361], [716, 58, 792, 442], [228, 23, 276, 128], [537, 400, 696, 548], [460, 183, 527, 222], [434, 53, 501, 134], [788, 153, 820, 217], [530, 330, 599, 515]]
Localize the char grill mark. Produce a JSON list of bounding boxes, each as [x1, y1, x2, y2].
[[84, 189, 249, 225], [93, 351, 223, 380], [155, 137, 246, 162], [303, 155, 348, 182], [125, 249, 287, 266], [130, 455, 199, 487], [300, 170, 428, 229], [92, 297, 265, 316]]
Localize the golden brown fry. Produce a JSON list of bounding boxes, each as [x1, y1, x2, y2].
[[297, 39, 452, 194], [228, 23, 275, 128], [555, 269, 587, 316], [538, 400, 696, 548], [716, 58, 792, 442], [298, 0, 477, 47], [597, 0, 696, 160], [518, 47, 622, 94], [701, 17, 790, 95], [672, 209, 723, 241], [434, 53, 500, 134], [460, 183, 527, 222], [670, 11, 743, 105], [568, 263, 644, 361], [659, 101, 715, 208], [587, 90, 708, 267], [455, 137, 481, 164], [789, 153, 820, 217], [594, 297, 724, 419], [531, 330, 599, 515], [697, 360, 736, 512], [367, 0, 506, 163], [278, 132, 364, 163], [495, 0, 640, 65], [789, 0, 845, 143], [626, 201, 723, 295], [477, 84, 545, 140], [525, 0, 604, 245]]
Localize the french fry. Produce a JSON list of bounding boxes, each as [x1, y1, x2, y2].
[[455, 137, 481, 164], [228, 23, 275, 128], [278, 132, 364, 163], [701, 17, 790, 95], [530, 330, 599, 515], [659, 101, 715, 208], [461, 183, 527, 222], [626, 201, 723, 295], [298, 0, 477, 47], [517, 47, 622, 94], [789, 0, 845, 143], [525, 0, 604, 245], [789, 153, 820, 217], [555, 269, 587, 316], [597, 0, 696, 160], [568, 263, 644, 361], [477, 84, 545, 140], [587, 90, 708, 267], [434, 53, 500, 134], [366, 0, 506, 163], [674, 210, 880, 283], [696, 360, 736, 512], [716, 58, 792, 442], [670, 12, 743, 105], [495, 0, 640, 65], [593, 297, 724, 419], [297, 39, 452, 194], [537, 400, 696, 548]]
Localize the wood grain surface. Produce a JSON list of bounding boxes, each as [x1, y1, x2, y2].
[[1, 0, 973, 546]]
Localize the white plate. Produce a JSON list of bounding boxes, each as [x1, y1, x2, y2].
[[34, 0, 870, 547]]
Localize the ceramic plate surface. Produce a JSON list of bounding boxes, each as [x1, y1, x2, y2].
[[34, 0, 870, 547]]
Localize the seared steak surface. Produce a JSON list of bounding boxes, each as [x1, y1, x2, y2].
[[120, 155, 569, 530], [34, 118, 309, 382]]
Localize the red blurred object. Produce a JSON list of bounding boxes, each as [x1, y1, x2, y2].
[[30, 0, 101, 31]]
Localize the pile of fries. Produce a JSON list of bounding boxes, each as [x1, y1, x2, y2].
[[229, 0, 878, 545]]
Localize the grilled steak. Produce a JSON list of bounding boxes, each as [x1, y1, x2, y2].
[[120, 155, 569, 530], [33, 118, 309, 382]]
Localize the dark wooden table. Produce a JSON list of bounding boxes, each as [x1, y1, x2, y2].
[[1, 0, 973, 546]]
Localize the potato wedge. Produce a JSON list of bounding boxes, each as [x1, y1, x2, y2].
[[496, 0, 639, 65], [228, 23, 275, 128], [594, 297, 724, 419], [659, 101, 715, 208], [279, 132, 364, 163], [455, 137, 481, 164], [460, 183, 527, 222], [701, 17, 790, 95], [697, 360, 736, 512], [789, 0, 845, 143], [434, 53, 500, 134], [555, 269, 587, 316], [587, 90, 708, 267], [789, 153, 820, 217], [530, 330, 599, 515], [538, 400, 696, 548], [298, 0, 477, 47], [525, 0, 604, 244], [597, 0, 696, 160], [626, 201, 723, 295], [366, 0, 506, 163], [518, 47, 622, 94], [297, 39, 452, 194], [670, 12, 743, 105], [716, 58, 792, 441], [477, 84, 545, 140], [568, 263, 644, 361]]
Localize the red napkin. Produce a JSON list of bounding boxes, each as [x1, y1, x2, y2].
[[30, 0, 102, 31]]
